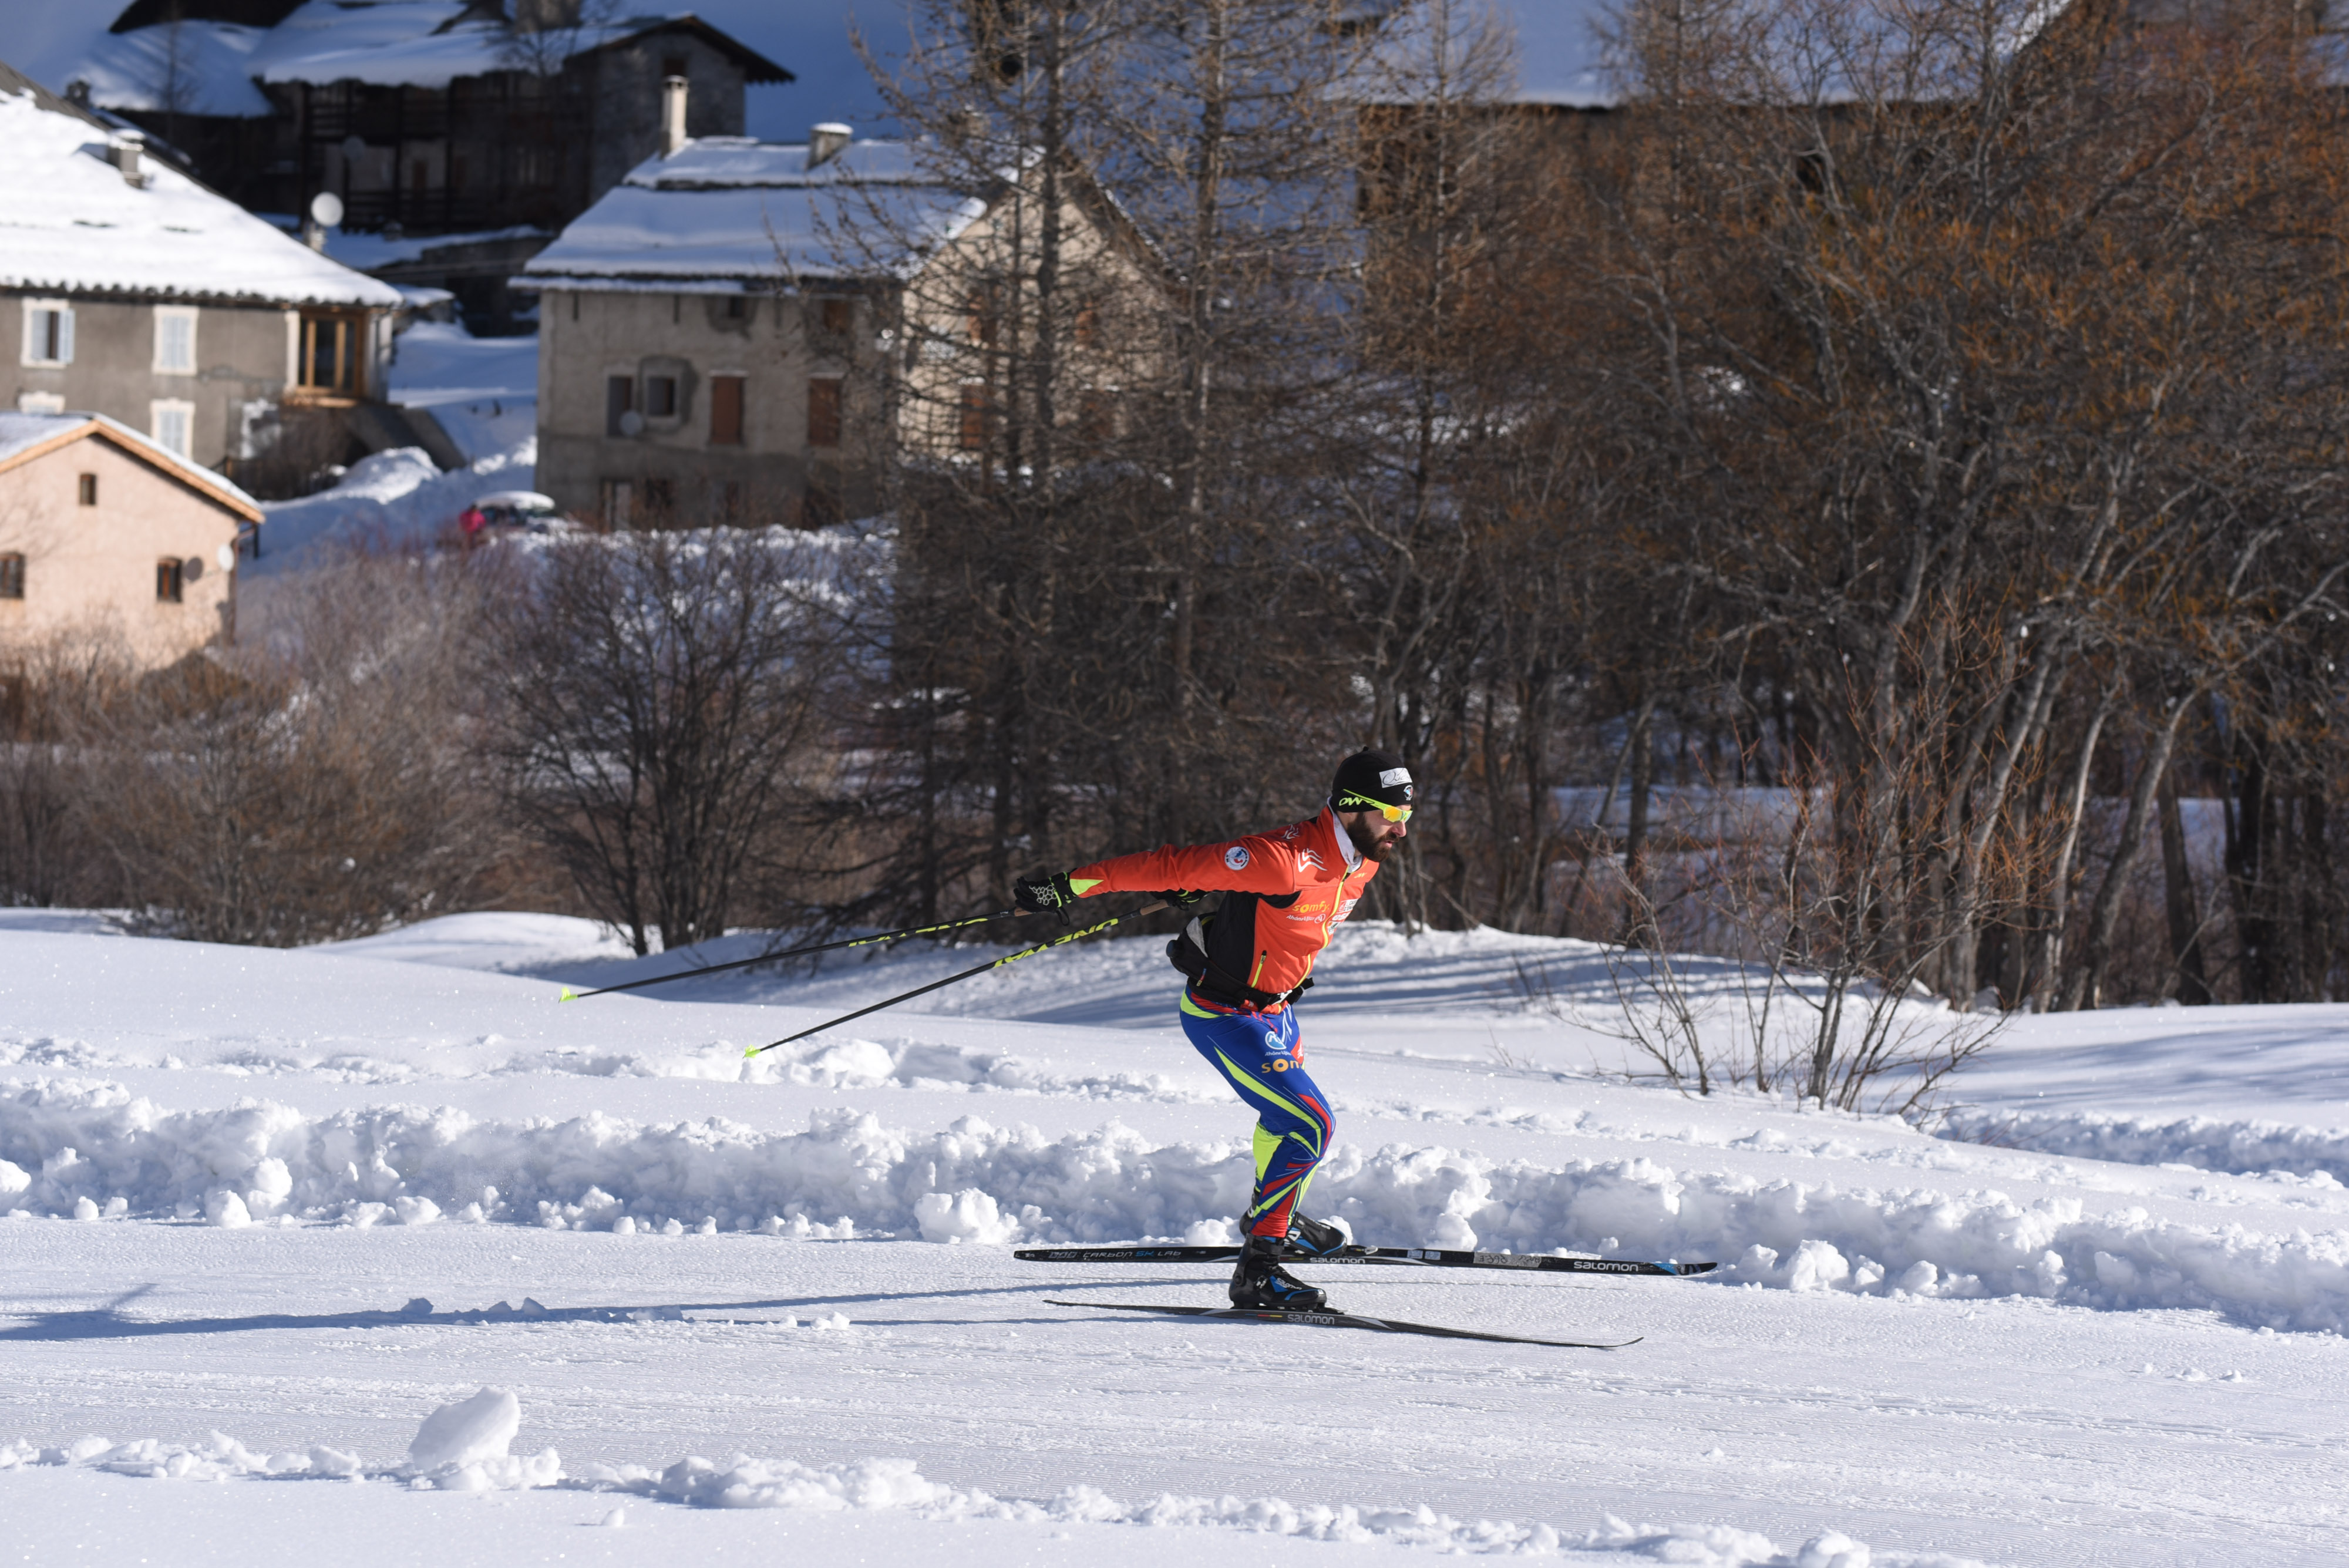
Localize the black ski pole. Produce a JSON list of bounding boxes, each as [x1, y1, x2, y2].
[[558, 908, 1032, 1002], [743, 899, 1169, 1058]]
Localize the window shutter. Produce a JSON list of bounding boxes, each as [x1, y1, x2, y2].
[[56, 307, 74, 365], [710, 375, 743, 446]]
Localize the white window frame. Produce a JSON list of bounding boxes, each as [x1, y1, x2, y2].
[[20, 298, 73, 368], [153, 306, 198, 374], [150, 399, 195, 458], [15, 391, 64, 415]]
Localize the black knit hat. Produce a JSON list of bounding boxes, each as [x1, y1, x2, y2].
[[1331, 748, 1415, 810]]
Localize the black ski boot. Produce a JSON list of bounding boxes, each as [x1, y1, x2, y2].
[[1285, 1212, 1352, 1257], [1229, 1234, 1330, 1311]]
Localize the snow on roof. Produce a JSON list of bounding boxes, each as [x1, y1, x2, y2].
[[523, 137, 984, 284], [56, 20, 277, 117], [0, 81, 403, 307], [0, 410, 263, 521]]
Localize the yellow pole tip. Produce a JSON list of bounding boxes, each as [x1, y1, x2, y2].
[[558, 988, 577, 1002], [742, 1047, 758, 1058]]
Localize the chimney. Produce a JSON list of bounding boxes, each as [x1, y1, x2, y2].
[[661, 75, 688, 158], [106, 132, 147, 187], [807, 122, 853, 170]]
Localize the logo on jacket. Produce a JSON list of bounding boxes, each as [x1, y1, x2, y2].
[[1298, 850, 1327, 872], [1224, 845, 1251, 870]]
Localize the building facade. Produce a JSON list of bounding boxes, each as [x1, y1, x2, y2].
[[0, 412, 259, 668], [522, 130, 1163, 528], [1, 60, 403, 483]]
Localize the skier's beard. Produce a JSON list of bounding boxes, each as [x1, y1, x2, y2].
[[1344, 815, 1403, 862]]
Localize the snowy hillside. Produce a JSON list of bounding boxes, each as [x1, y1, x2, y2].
[[4, 910, 2348, 1563]]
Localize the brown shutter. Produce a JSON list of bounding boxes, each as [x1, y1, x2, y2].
[[710, 375, 744, 446], [807, 377, 842, 448]]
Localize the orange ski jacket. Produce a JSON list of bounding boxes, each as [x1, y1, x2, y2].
[[1066, 806, 1378, 1007]]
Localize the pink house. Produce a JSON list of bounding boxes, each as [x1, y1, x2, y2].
[[0, 411, 259, 669]]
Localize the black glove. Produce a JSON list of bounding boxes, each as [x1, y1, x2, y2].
[[1014, 870, 1082, 922], [1154, 889, 1207, 909]]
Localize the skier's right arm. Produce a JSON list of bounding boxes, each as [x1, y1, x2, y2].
[[1015, 835, 1299, 915]]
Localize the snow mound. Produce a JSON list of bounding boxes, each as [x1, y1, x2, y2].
[[1943, 1108, 2349, 1182], [6, 1081, 2349, 1332], [253, 441, 533, 575], [406, 1388, 518, 1472], [0, 1427, 1982, 1563], [571, 1452, 1989, 1564]]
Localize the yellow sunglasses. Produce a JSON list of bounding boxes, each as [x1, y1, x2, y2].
[[1338, 792, 1412, 823]]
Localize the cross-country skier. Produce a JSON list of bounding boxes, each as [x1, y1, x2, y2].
[[1014, 748, 1415, 1311]]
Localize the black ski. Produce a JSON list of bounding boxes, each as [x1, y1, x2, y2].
[[1016, 1244, 1714, 1278], [1046, 1299, 1640, 1350]]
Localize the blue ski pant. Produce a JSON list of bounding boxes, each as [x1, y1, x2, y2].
[[1179, 988, 1333, 1239]]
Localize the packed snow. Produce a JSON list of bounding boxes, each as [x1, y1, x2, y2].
[[5, 907, 2349, 1563]]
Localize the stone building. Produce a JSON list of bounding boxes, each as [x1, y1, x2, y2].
[[0, 412, 259, 668], [520, 125, 1164, 528], [1, 59, 404, 485]]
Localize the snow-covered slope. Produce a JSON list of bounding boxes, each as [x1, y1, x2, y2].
[[4, 909, 2348, 1563]]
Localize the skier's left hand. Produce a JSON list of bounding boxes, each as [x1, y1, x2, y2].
[[1014, 870, 1082, 922], [1154, 889, 1208, 909]]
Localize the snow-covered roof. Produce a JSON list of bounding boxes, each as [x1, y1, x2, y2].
[[0, 410, 264, 521], [0, 73, 403, 308], [55, 21, 277, 117], [523, 137, 984, 285], [50, 2, 792, 109]]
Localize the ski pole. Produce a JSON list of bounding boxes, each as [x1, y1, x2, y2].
[[744, 899, 1169, 1057], [558, 908, 1031, 1001]]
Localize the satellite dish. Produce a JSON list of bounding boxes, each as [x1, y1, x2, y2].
[[309, 191, 344, 227], [216, 543, 237, 574], [618, 410, 645, 437], [183, 556, 204, 583]]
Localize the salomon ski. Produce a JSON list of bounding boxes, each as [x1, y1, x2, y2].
[[1046, 1299, 1639, 1349], [1017, 1245, 1714, 1278]]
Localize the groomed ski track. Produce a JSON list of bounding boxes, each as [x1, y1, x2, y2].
[[6, 910, 2349, 1564]]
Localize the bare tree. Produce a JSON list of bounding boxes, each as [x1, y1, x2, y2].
[[490, 530, 837, 954]]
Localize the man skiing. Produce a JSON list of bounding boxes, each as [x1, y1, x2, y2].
[[1014, 748, 1414, 1312]]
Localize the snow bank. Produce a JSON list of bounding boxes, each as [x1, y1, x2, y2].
[[0, 1429, 1980, 1564], [253, 441, 533, 574], [6, 1080, 2349, 1333], [1943, 1108, 2349, 1182]]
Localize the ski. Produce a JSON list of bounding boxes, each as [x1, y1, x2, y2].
[[1015, 1244, 1714, 1278], [1046, 1299, 1640, 1350]]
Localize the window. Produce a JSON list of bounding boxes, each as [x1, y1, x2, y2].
[[153, 307, 198, 374], [0, 554, 22, 601], [16, 392, 63, 415], [1079, 390, 1116, 443], [965, 286, 1000, 346], [21, 300, 73, 366], [662, 54, 689, 79], [151, 399, 193, 457], [156, 558, 184, 604], [819, 297, 853, 337], [411, 159, 429, 196], [802, 475, 839, 529], [642, 477, 674, 519], [606, 375, 635, 435], [601, 478, 634, 528], [723, 295, 746, 320], [958, 383, 991, 452], [644, 375, 678, 419], [807, 376, 842, 448], [298, 312, 360, 394], [78, 473, 96, 506], [1073, 300, 1099, 348], [720, 480, 744, 519], [709, 375, 744, 446]]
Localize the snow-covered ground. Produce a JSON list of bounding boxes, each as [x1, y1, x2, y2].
[[5, 910, 2348, 1565], [251, 320, 538, 573]]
